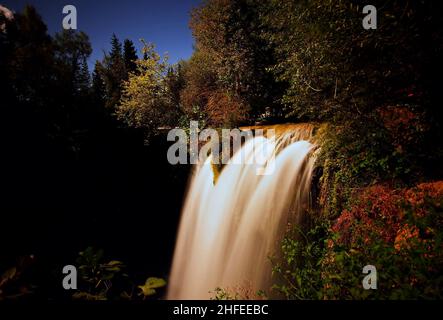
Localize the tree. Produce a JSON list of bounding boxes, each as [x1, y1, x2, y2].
[[53, 29, 92, 100], [260, 0, 443, 122], [188, 0, 281, 123], [76, 59, 90, 94], [110, 33, 122, 57], [6, 5, 54, 106], [101, 34, 127, 108], [180, 49, 247, 127], [91, 60, 106, 106], [116, 42, 179, 142], [123, 39, 138, 74]]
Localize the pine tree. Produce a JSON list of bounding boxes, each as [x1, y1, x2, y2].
[[123, 39, 138, 74], [110, 33, 122, 61], [75, 58, 90, 94], [92, 60, 105, 105], [102, 34, 127, 108], [53, 29, 92, 101]]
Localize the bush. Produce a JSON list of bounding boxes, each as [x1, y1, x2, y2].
[[274, 181, 443, 299], [272, 220, 329, 300]]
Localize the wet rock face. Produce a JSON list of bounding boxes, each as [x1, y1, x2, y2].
[[310, 165, 324, 211]]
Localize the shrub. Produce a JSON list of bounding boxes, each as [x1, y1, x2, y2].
[[274, 181, 443, 299]]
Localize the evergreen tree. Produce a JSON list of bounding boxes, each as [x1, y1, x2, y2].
[[92, 60, 106, 106], [75, 58, 91, 94], [102, 34, 127, 108], [110, 33, 123, 61], [123, 38, 138, 74], [53, 29, 92, 100]]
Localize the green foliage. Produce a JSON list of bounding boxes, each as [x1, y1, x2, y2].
[[2, 1, 443, 303], [91, 60, 106, 106], [123, 39, 138, 74], [73, 247, 167, 301], [210, 286, 267, 300], [317, 104, 433, 217], [261, 0, 443, 122], [182, 0, 443, 138], [0, 5, 170, 302], [53, 29, 92, 97], [211, 287, 238, 300], [138, 277, 167, 299], [186, 0, 282, 125], [99, 34, 128, 108], [73, 247, 127, 301], [272, 220, 329, 299], [274, 184, 443, 300], [116, 41, 182, 142]]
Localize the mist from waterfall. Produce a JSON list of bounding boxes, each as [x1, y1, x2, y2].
[[168, 124, 316, 299]]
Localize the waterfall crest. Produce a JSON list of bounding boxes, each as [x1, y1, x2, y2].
[[168, 124, 316, 299]]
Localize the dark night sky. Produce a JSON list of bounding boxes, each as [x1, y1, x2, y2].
[[2, 0, 200, 66]]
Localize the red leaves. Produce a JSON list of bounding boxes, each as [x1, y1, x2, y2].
[[332, 181, 443, 251], [394, 223, 420, 251], [332, 185, 403, 245], [405, 181, 443, 211]]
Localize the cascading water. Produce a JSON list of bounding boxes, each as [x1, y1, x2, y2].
[[168, 124, 316, 299]]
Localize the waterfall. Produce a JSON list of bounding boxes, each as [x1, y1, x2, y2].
[[167, 124, 316, 299]]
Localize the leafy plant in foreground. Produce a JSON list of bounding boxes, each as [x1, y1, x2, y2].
[[73, 247, 127, 300]]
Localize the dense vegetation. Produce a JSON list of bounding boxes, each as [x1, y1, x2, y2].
[[0, 5, 186, 301], [166, 0, 442, 300], [1, 0, 442, 300]]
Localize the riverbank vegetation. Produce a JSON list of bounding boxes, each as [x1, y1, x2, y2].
[[165, 0, 442, 299], [1, 0, 442, 300]]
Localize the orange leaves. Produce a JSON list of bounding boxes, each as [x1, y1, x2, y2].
[[394, 224, 420, 251], [179, 49, 249, 127], [404, 181, 443, 218], [332, 185, 403, 245], [332, 181, 443, 251], [206, 90, 248, 126]]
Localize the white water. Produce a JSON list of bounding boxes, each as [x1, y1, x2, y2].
[[168, 125, 316, 299]]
